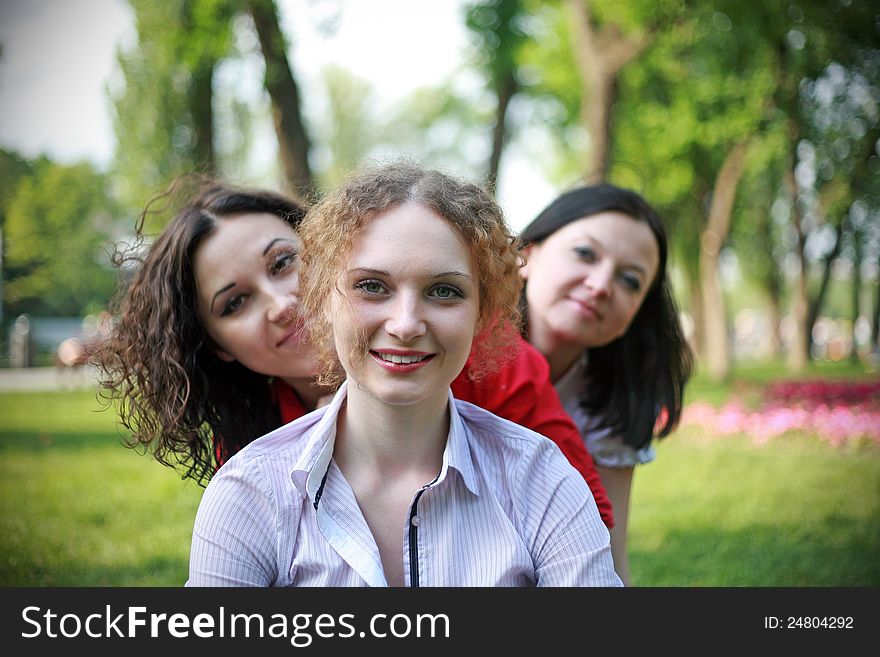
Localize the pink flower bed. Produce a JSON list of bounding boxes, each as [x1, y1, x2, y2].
[[682, 379, 880, 447]]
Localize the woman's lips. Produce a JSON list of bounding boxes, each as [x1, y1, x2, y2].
[[277, 321, 307, 348], [567, 297, 601, 320], [369, 349, 435, 373]]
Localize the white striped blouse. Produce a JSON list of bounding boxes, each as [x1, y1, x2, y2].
[[187, 382, 622, 587]]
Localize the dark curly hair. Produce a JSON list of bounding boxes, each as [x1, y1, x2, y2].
[[93, 178, 306, 485], [520, 183, 694, 450]]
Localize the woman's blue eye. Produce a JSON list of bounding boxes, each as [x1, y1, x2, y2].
[[221, 295, 246, 316], [574, 246, 595, 262], [620, 274, 641, 291]]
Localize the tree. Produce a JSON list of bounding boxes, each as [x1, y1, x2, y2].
[[0, 149, 35, 327], [611, 2, 776, 380], [247, 0, 314, 200], [112, 0, 234, 211], [730, 157, 788, 360], [465, 0, 529, 191], [4, 161, 119, 317], [563, 0, 686, 183], [311, 65, 376, 190], [767, 2, 880, 368]]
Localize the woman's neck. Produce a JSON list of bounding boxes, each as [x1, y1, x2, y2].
[[282, 377, 335, 412], [527, 320, 585, 383], [334, 386, 449, 480]]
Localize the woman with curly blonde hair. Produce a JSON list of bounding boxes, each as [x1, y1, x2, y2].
[[188, 163, 620, 587], [301, 162, 522, 387]]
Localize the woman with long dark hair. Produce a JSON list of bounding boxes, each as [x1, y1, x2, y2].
[[519, 183, 694, 584]]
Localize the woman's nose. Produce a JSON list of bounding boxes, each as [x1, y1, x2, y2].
[[583, 263, 613, 298], [267, 287, 297, 324], [384, 293, 426, 342]]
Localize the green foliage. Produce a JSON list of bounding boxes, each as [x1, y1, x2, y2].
[[466, 0, 527, 88], [312, 65, 378, 190], [3, 161, 118, 317], [613, 4, 776, 207], [380, 82, 489, 180], [0, 149, 34, 220], [515, 0, 585, 183], [112, 0, 235, 215], [514, 0, 693, 186]]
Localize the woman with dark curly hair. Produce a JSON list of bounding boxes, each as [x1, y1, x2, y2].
[[187, 163, 620, 586], [93, 180, 321, 485], [95, 176, 614, 528], [519, 183, 694, 584]]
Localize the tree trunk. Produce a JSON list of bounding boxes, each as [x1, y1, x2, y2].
[[850, 227, 862, 362], [756, 203, 783, 360], [190, 62, 216, 176], [579, 72, 616, 185], [700, 141, 750, 382], [785, 166, 809, 372], [767, 289, 783, 360], [807, 215, 845, 355], [487, 70, 518, 194], [248, 0, 313, 201], [688, 281, 704, 361], [565, 0, 648, 184], [872, 250, 880, 359]]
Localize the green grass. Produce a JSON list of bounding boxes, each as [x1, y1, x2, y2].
[[631, 427, 880, 586], [0, 389, 202, 585], [1, 383, 878, 586]]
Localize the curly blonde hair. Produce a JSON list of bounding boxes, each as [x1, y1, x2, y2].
[[299, 162, 522, 387]]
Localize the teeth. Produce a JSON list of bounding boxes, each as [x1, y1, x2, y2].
[[378, 352, 429, 364]]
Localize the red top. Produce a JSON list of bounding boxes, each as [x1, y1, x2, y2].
[[270, 337, 614, 528], [450, 337, 613, 528]]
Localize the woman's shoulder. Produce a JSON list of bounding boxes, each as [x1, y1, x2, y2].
[[451, 399, 591, 513], [453, 398, 568, 465], [219, 404, 330, 475]]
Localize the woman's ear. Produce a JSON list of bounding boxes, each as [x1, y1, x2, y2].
[[519, 244, 536, 280]]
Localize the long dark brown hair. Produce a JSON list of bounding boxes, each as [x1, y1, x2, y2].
[[93, 178, 306, 485], [520, 183, 694, 450]]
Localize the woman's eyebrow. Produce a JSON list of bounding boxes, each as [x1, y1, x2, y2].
[[347, 267, 389, 276], [262, 237, 295, 255], [346, 267, 472, 280], [211, 283, 235, 313], [433, 271, 472, 280]]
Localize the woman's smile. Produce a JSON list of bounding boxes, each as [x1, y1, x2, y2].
[[370, 349, 436, 372]]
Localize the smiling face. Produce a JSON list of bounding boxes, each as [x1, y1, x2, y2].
[[194, 212, 320, 386], [521, 211, 660, 360], [331, 202, 480, 408]]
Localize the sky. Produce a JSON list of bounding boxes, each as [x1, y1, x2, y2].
[[0, 0, 556, 232]]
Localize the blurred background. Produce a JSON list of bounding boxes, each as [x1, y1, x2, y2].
[[0, 0, 877, 586], [0, 0, 878, 379]]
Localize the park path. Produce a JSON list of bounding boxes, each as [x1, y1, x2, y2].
[[0, 366, 99, 392]]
